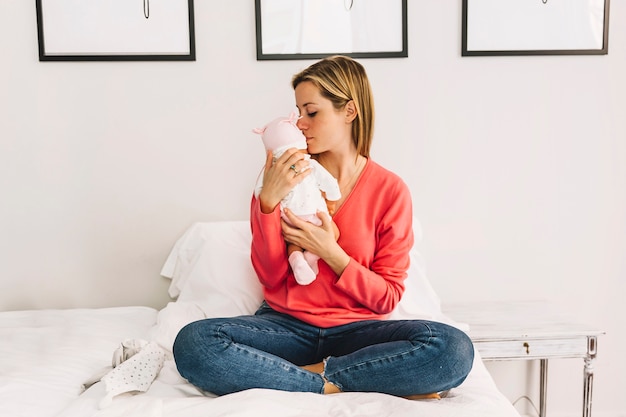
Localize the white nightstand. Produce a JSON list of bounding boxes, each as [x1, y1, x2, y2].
[[444, 301, 604, 417]]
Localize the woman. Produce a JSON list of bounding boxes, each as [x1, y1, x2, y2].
[[173, 56, 474, 398]]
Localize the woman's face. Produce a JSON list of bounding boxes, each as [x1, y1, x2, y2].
[[295, 81, 351, 155]]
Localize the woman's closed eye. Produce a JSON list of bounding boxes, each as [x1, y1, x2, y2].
[[307, 112, 317, 117]]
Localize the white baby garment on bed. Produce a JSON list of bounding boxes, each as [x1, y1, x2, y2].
[[100, 340, 167, 408]]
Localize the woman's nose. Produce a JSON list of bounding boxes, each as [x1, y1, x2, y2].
[[296, 118, 306, 130]]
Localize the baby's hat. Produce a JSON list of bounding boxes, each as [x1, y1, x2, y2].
[[253, 111, 307, 155]]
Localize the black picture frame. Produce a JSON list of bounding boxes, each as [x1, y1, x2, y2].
[[462, 0, 610, 56], [255, 0, 408, 61], [36, 0, 195, 61]]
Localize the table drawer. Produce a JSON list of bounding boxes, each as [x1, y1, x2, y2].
[[474, 337, 589, 360]]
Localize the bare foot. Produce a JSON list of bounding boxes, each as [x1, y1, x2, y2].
[[404, 392, 441, 400], [323, 381, 342, 394], [301, 362, 342, 394], [301, 362, 324, 374]]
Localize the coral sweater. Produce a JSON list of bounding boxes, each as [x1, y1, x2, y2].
[[250, 159, 414, 328]]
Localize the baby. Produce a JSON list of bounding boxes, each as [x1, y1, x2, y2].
[[254, 112, 341, 285]]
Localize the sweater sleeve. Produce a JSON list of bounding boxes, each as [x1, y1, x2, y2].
[[249, 195, 290, 289], [333, 176, 414, 315]]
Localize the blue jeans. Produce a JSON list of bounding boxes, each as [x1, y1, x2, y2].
[[173, 302, 474, 396]]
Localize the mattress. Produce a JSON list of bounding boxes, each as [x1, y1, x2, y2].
[[0, 220, 521, 416], [0, 306, 519, 417]]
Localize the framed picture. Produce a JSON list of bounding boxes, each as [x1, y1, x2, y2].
[[36, 0, 195, 61], [255, 0, 407, 60], [462, 0, 610, 56]]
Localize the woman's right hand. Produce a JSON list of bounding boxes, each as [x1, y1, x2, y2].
[[281, 209, 350, 276], [258, 148, 310, 214]]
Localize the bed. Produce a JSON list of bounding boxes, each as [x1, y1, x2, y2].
[[0, 220, 521, 417]]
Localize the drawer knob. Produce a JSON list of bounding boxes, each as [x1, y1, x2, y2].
[[523, 342, 530, 354]]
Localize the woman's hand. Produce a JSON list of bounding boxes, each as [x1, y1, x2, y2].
[[258, 149, 310, 214], [281, 209, 350, 276]]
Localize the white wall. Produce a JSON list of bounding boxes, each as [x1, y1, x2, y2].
[[1, 1, 624, 416]]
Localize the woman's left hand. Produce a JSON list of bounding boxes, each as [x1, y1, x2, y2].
[[281, 209, 350, 276]]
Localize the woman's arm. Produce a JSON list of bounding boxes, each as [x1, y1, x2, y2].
[[281, 172, 414, 315], [249, 196, 290, 289], [251, 148, 312, 287], [336, 180, 413, 315], [281, 208, 349, 276], [258, 149, 310, 214]]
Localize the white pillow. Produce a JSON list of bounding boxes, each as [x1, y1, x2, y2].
[[160, 218, 442, 320], [160, 221, 263, 318]]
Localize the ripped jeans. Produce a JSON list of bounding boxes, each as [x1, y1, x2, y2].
[[172, 302, 474, 396]]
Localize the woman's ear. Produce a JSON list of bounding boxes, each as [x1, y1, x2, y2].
[[345, 100, 357, 123]]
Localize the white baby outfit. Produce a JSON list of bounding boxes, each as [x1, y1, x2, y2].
[[254, 112, 341, 285]]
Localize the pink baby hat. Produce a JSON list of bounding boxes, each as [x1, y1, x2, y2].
[[253, 111, 307, 154]]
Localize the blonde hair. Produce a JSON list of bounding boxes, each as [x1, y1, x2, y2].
[[291, 55, 374, 158]]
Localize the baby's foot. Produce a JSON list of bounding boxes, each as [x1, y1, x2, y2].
[[289, 251, 316, 285], [303, 251, 320, 274]]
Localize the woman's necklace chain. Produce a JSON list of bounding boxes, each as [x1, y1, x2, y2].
[[339, 156, 364, 196]]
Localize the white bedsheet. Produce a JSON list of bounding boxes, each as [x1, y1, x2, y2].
[[0, 306, 520, 417], [59, 354, 518, 417], [0, 307, 157, 417]]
